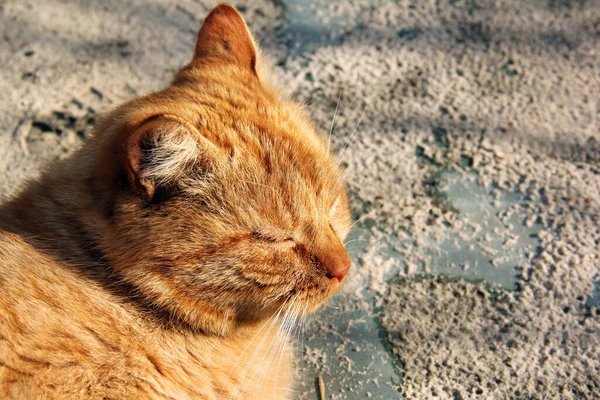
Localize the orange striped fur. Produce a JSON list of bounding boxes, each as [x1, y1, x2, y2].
[[0, 4, 351, 399]]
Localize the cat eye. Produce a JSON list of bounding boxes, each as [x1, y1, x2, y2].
[[251, 232, 295, 245], [328, 222, 338, 234]]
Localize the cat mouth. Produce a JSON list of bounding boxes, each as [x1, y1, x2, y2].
[[275, 277, 344, 314]]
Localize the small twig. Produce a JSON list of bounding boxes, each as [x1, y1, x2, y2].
[[477, 128, 486, 151], [317, 374, 326, 400]]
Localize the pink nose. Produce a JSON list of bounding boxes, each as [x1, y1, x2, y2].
[[329, 260, 350, 282], [319, 246, 351, 282]]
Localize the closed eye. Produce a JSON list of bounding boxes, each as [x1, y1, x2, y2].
[[329, 222, 338, 235], [251, 232, 295, 246]]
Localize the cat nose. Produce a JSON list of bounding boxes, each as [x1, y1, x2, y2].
[[320, 246, 351, 282]]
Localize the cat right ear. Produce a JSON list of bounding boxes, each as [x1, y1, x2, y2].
[[193, 4, 257, 72], [124, 116, 216, 201]]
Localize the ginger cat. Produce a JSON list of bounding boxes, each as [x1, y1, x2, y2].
[[0, 4, 351, 399]]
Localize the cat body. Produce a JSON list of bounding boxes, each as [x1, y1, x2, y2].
[[0, 231, 292, 399], [0, 4, 351, 399]]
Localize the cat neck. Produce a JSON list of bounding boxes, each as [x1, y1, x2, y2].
[[0, 164, 105, 267], [0, 145, 180, 327]]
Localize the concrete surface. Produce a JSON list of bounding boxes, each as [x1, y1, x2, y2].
[[1, 1, 599, 399]]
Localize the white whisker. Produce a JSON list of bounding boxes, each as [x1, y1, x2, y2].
[[327, 88, 343, 152], [268, 301, 301, 399], [292, 303, 307, 360], [259, 304, 300, 392], [288, 312, 302, 368], [347, 209, 379, 232], [274, 301, 303, 398], [344, 238, 379, 246], [242, 297, 298, 398], [300, 304, 308, 371], [332, 94, 358, 138], [231, 299, 288, 399], [229, 301, 285, 377], [338, 106, 367, 161], [254, 321, 287, 399]]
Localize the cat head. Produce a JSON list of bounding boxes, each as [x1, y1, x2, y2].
[[95, 4, 351, 335]]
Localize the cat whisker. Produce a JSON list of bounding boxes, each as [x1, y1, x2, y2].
[[290, 304, 304, 355], [230, 298, 289, 399], [292, 303, 308, 362], [273, 302, 303, 398], [337, 106, 367, 161], [301, 303, 309, 371], [254, 321, 288, 399], [347, 209, 379, 232], [228, 300, 286, 377], [332, 94, 358, 139], [253, 299, 300, 399], [271, 321, 292, 397], [288, 305, 304, 372], [327, 88, 343, 153], [343, 238, 377, 246], [291, 304, 305, 357], [241, 296, 298, 398]]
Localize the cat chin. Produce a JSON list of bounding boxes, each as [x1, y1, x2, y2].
[[277, 282, 342, 315]]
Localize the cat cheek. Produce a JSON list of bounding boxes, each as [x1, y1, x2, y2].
[[239, 266, 288, 287]]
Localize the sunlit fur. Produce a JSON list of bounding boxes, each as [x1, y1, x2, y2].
[[0, 4, 350, 399]]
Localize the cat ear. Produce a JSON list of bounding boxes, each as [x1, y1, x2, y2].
[[193, 4, 257, 72], [124, 116, 216, 201]]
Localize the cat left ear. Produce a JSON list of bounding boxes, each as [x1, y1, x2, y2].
[[124, 116, 217, 201], [193, 4, 257, 73]]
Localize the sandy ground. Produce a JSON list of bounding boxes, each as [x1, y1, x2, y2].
[[1, 0, 599, 399]]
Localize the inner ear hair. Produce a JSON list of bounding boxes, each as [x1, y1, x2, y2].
[[124, 115, 202, 201]]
